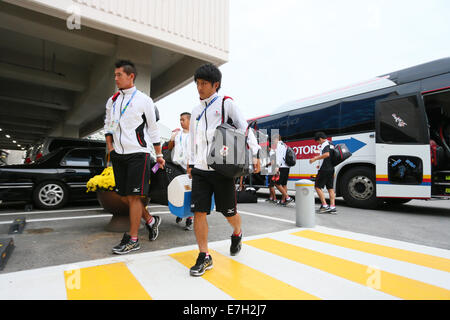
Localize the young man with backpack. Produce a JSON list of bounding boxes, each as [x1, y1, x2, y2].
[[104, 60, 165, 254], [273, 134, 294, 206], [309, 132, 336, 213], [187, 63, 261, 277]]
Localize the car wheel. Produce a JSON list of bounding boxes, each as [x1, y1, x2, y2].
[[33, 181, 68, 210], [340, 167, 382, 209]]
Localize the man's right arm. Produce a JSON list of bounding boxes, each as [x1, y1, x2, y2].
[[106, 135, 114, 153], [104, 98, 114, 153], [187, 108, 196, 179]]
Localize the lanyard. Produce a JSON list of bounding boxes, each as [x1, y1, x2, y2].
[[196, 96, 219, 121], [113, 89, 138, 118]]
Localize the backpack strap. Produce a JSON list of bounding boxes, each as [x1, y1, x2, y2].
[[111, 91, 120, 102], [221, 96, 233, 124]]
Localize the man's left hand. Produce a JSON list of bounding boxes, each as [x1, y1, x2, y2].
[[253, 158, 261, 174], [157, 157, 165, 169]]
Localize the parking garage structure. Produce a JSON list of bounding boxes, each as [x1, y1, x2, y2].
[[0, 0, 229, 151]]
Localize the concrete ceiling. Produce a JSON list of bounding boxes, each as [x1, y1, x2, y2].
[[0, 1, 204, 151]]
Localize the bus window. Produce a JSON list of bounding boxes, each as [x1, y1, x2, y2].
[[259, 113, 289, 139], [286, 102, 340, 141], [340, 96, 377, 134], [376, 95, 429, 144]]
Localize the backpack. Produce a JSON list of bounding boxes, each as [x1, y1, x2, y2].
[[284, 144, 297, 167], [329, 143, 352, 166], [207, 97, 254, 178]]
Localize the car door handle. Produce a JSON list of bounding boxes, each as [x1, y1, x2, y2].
[[65, 169, 76, 173]]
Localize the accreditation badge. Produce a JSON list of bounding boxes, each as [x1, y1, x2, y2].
[[109, 119, 119, 133]]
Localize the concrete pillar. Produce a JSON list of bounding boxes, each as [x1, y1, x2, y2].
[[116, 37, 152, 96], [56, 36, 153, 138]]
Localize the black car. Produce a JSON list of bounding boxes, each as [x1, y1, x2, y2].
[[0, 147, 106, 210], [25, 136, 106, 163]]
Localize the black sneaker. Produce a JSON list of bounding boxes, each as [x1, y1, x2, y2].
[[112, 233, 140, 255], [176, 217, 182, 224], [190, 252, 213, 277], [326, 207, 337, 214], [284, 197, 294, 205], [146, 215, 161, 241], [317, 205, 330, 213], [230, 233, 242, 256], [184, 217, 193, 231]]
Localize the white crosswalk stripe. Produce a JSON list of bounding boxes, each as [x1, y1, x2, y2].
[[0, 226, 449, 300]]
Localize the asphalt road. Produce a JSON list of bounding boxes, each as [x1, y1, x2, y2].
[[0, 193, 449, 274]]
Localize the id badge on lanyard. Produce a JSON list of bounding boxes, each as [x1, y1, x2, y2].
[[195, 96, 219, 131], [109, 119, 120, 133], [110, 89, 138, 133]]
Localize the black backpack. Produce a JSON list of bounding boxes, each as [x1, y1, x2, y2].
[[284, 144, 297, 167], [330, 143, 352, 166]]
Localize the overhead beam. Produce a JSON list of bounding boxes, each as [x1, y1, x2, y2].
[[0, 138, 34, 145], [0, 117, 54, 129], [0, 62, 86, 92], [0, 124, 49, 135], [0, 95, 71, 111], [0, 131, 45, 140], [0, 107, 63, 122]]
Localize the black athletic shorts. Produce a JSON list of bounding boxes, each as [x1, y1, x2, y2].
[[110, 150, 151, 197], [315, 169, 334, 190], [275, 168, 290, 186], [190, 168, 237, 217]]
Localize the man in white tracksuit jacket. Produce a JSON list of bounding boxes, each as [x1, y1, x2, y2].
[[104, 60, 165, 255], [187, 63, 261, 277]]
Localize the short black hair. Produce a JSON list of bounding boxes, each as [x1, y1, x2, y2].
[[194, 63, 222, 92], [115, 60, 138, 80], [180, 112, 191, 119], [314, 132, 327, 141]]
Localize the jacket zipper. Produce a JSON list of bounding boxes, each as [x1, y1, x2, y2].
[[118, 92, 125, 153], [204, 101, 209, 166]]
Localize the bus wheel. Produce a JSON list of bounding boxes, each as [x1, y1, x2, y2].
[[341, 167, 380, 209]]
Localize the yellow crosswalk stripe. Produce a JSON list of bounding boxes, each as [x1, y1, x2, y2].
[[293, 230, 450, 273], [170, 249, 319, 300], [64, 262, 152, 300], [245, 238, 450, 300]]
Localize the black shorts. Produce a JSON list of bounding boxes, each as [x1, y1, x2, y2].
[[110, 151, 151, 197], [275, 168, 290, 186], [190, 168, 237, 217], [315, 169, 334, 190]]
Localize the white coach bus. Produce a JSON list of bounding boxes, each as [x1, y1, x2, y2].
[[250, 58, 450, 209]]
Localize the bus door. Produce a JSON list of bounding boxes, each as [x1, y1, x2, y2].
[[375, 93, 431, 199]]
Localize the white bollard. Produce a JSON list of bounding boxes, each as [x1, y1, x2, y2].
[[295, 179, 316, 228]]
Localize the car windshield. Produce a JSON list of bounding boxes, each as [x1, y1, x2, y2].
[[33, 148, 63, 163]]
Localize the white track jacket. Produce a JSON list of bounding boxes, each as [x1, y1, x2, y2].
[[104, 86, 161, 154], [189, 93, 260, 171]]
